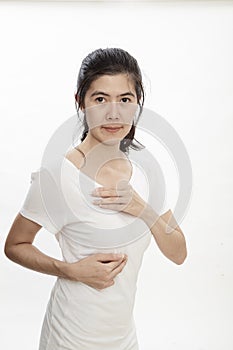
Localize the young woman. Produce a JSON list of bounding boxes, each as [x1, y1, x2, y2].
[[5, 48, 187, 350]]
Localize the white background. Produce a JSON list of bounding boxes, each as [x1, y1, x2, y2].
[[0, 1, 233, 349]]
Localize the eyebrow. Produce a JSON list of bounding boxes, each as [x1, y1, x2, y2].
[[90, 91, 136, 98]]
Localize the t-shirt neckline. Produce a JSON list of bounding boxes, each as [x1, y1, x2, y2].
[[63, 156, 135, 187]]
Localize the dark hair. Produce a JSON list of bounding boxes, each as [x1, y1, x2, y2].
[[74, 48, 145, 153]]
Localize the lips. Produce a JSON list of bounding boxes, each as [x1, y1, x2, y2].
[[102, 125, 123, 133]]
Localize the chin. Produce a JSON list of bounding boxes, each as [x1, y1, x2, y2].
[[89, 126, 131, 146], [101, 137, 122, 146]]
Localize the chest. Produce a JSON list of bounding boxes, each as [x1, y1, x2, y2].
[[83, 159, 133, 188]]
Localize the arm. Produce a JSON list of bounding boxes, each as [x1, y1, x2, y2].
[[4, 213, 128, 290], [92, 186, 187, 265], [140, 207, 187, 265]]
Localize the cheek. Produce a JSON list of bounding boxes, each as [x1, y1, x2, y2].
[[85, 106, 106, 130], [123, 124, 133, 135], [85, 115, 102, 131]]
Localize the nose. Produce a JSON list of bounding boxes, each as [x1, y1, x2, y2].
[[106, 102, 120, 120]]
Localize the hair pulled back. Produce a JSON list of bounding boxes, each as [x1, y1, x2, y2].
[[75, 48, 145, 153]]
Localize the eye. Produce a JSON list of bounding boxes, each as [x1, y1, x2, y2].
[[121, 97, 131, 103], [95, 97, 105, 103]]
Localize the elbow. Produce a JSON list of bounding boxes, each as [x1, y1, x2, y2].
[[174, 253, 187, 265], [169, 243, 188, 265], [4, 241, 17, 262], [174, 235, 188, 265], [173, 247, 188, 265], [4, 243, 13, 260]]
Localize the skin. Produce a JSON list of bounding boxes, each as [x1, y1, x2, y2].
[[4, 73, 187, 295], [92, 185, 187, 264], [74, 74, 187, 264]]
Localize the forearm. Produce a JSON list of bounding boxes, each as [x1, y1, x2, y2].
[[5, 243, 71, 279], [141, 206, 187, 265], [5, 242, 128, 290]]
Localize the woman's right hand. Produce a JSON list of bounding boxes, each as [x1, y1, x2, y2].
[[5, 214, 128, 291], [65, 253, 128, 290]]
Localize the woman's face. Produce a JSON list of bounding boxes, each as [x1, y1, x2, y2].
[[82, 74, 138, 145]]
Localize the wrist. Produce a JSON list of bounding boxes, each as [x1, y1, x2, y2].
[[140, 204, 160, 229], [53, 260, 77, 280]]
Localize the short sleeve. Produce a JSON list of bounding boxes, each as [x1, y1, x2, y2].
[[19, 168, 66, 235]]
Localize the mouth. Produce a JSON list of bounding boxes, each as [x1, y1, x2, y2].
[[101, 125, 123, 133]]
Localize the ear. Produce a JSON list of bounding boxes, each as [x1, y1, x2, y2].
[[74, 92, 79, 103], [75, 93, 85, 111]]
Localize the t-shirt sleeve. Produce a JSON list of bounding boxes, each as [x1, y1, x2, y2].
[[19, 168, 66, 235]]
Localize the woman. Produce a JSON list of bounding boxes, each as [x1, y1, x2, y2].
[[4, 48, 187, 350]]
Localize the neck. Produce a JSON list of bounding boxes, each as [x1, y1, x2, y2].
[[77, 133, 126, 172]]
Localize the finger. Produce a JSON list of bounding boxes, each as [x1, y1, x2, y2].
[[93, 197, 129, 205], [95, 279, 115, 291], [93, 197, 118, 205], [92, 188, 126, 198], [98, 203, 130, 212], [103, 254, 127, 269], [92, 189, 117, 197], [101, 259, 125, 275], [108, 259, 127, 279], [96, 253, 126, 262], [94, 194, 131, 205]]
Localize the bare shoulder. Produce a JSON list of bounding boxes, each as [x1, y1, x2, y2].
[[65, 148, 85, 170]]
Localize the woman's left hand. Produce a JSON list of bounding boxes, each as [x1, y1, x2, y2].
[[91, 182, 147, 218]]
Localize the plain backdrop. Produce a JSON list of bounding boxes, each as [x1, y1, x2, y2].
[[0, 1, 233, 349]]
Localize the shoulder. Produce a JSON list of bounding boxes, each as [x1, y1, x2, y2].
[[65, 148, 85, 170]]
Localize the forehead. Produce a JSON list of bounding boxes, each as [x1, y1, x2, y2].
[[87, 74, 136, 95]]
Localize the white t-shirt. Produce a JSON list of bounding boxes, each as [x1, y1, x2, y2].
[[20, 150, 169, 350]]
